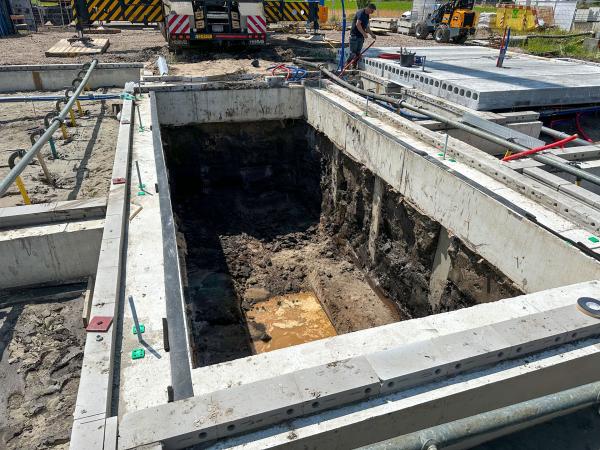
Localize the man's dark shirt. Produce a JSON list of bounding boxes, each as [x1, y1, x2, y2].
[[351, 9, 369, 37]]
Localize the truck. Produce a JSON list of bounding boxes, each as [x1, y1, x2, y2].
[[161, 0, 266, 51]]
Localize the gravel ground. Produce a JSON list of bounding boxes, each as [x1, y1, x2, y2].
[[0, 27, 442, 67], [0, 27, 167, 66], [0, 90, 122, 208]]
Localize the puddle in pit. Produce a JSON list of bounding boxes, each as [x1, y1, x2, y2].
[[246, 292, 337, 353]]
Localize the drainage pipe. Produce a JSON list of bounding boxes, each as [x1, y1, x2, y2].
[[364, 381, 600, 450], [541, 126, 593, 146], [0, 59, 98, 197], [294, 58, 600, 188]]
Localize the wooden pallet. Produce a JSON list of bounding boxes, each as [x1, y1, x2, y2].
[[45, 38, 110, 57]]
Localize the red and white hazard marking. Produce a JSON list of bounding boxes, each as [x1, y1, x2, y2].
[[168, 13, 191, 35], [246, 15, 266, 34]]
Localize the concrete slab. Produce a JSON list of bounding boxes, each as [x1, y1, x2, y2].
[[117, 95, 174, 418], [0, 63, 142, 93], [358, 47, 600, 110], [71, 98, 133, 445], [0, 218, 103, 289]]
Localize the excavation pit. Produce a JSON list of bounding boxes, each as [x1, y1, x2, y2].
[[75, 84, 600, 448], [161, 120, 521, 367]]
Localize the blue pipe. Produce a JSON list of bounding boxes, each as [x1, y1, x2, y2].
[[0, 94, 121, 103], [337, 0, 347, 72]]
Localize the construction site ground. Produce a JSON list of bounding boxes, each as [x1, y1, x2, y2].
[[1, 25, 600, 450]]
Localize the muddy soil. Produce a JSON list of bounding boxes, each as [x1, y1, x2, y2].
[[164, 120, 400, 367], [0, 294, 85, 449], [318, 136, 522, 319], [0, 91, 121, 207], [163, 120, 522, 368]]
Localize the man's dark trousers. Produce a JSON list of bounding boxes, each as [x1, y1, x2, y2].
[[349, 34, 364, 64]]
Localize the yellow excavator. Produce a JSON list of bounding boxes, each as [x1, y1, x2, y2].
[[414, 0, 478, 44]]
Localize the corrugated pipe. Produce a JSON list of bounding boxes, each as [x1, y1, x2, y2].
[[362, 381, 600, 450], [0, 59, 98, 197], [293, 58, 600, 188]]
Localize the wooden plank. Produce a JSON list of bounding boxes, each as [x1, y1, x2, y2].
[[45, 38, 110, 57], [82, 276, 95, 328]]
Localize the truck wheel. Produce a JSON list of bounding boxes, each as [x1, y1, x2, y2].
[[415, 22, 429, 40], [434, 26, 450, 43], [452, 34, 469, 44]]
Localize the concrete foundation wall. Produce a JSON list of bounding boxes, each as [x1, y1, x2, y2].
[[0, 219, 103, 289], [154, 85, 305, 125], [0, 63, 142, 92], [305, 88, 600, 293]]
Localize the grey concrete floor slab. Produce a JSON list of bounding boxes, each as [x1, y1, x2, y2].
[[360, 46, 600, 110]]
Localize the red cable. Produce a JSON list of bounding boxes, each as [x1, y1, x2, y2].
[[378, 53, 401, 59], [502, 135, 578, 162], [575, 113, 593, 142]]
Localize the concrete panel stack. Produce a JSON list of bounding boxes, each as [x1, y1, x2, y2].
[[370, 18, 398, 32], [573, 6, 600, 32]]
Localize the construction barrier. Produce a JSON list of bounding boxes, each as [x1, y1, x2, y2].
[[71, 0, 163, 24], [264, 0, 326, 23], [496, 5, 537, 31]]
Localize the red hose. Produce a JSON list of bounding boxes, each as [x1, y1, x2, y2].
[[575, 113, 593, 142], [272, 64, 291, 80], [502, 134, 578, 162], [378, 53, 401, 59]]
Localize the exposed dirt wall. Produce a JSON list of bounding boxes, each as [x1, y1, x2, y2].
[[313, 129, 523, 319]]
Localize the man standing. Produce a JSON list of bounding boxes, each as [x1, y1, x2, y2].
[[349, 3, 377, 67]]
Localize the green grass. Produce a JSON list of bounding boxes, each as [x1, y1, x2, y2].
[[319, 1, 497, 14], [31, 0, 60, 6], [322, 0, 412, 13], [506, 29, 600, 62]]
